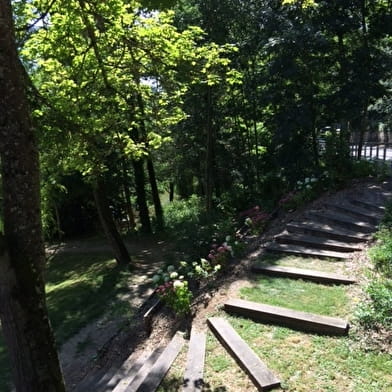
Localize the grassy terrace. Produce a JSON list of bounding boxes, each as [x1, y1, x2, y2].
[[159, 254, 392, 392]]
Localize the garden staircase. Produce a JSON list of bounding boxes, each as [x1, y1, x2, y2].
[[74, 182, 390, 392]]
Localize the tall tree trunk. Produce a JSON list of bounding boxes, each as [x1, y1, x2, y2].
[[205, 88, 214, 212], [169, 182, 174, 202], [0, 2, 66, 390], [133, 159, 152, 234], [93, 178, 131, 266], [121, 158, 136, 231], [147, 158, 164, 231]]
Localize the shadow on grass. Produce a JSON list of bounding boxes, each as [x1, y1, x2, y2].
[[159, 375, 227, 392], [45, 253, 133, 345]]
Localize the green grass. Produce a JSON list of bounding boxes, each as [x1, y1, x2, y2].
[[203, 315, 392, 392], [240, 276, 350, 318], [159, 254, 391, 391], [0, 252, 133, 392]]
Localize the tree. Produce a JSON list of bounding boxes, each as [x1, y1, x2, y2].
[[0, 1, 65, 390]]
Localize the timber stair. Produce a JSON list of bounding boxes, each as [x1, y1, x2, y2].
[[324, 202, 382, 225], [286, 221, 370, 243], [306, 211, 375, 234], [207, 317, 281, 391], [274, 233, 362, 253], [266, 242, 351, 259], [349, 198, 386, 213], [251, 265, 356, 285], [224, 298, 350, 336]]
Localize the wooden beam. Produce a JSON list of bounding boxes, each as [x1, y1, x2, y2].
[[207, 318, 280, 391], [112, 347, 164, 392], [131, 332, 184, 392], [224, 299, 349, 335], [251, 265, 356, 285], [182, 330, 206, 392]]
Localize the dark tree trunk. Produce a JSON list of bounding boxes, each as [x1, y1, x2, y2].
[[133, 159, 152, 234], [121, 159, 136, 231], [147, 158, 164, 231], [169, 182, 174, 202], [93, 178, 131, 266], [205, 88, 214, 212], [0, 2, 66, 390]]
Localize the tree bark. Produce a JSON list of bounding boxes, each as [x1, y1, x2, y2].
[[0, 2, 66, 390], [147, 158, 164, 231], [205, 88, 214, 212], [121, 159, 136, 231], [133, 159, 152, 234], [93, 178, 131, 266]]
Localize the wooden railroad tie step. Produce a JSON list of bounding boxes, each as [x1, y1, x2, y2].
[[112, 347, 164, 392], [251, 264, 356, 285], [182, 329, 206, 392], [307, 211, 375, 234], [266, 242, 351, 260], [275, 233, 362, 252], [349, 198, 386, 213], [113, 332, 184, 392], [224, 298, 350, 335], [324, 202, 382, 225], [207, 317, 281, 391], [286, 222, 370, 243]]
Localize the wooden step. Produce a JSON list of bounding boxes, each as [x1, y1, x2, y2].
[[251, 265, 356, 285], [266, 243, 351, 259], [112, 347, 164, 392], [275, 233, 362, 252], [207, 317, 281, 391], [183, 330, 206, 392], [286, 221, 370, 243], [132, 333, 184, 392], [349, 198, 386, 213], [224, 299, 349, 335], [325, 202, 382, 225], [307, 211, 375, 234]]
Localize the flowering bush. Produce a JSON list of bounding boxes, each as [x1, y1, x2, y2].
[[239, 206, 271, 233], [152, 265, 192, 315], [151, 257, 222, 315]]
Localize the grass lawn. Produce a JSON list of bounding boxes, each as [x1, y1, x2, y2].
[[158, 254, 392, 392], [0, 252, 133, 392]]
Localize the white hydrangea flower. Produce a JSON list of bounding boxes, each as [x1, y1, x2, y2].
[[173, 280, 184, 290], [170, 272, 178, 279]]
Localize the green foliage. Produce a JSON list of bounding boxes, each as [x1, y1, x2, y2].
[[357, 217, 392, 328], [356, 278, 392, 327], [369, 229, 392, 278]]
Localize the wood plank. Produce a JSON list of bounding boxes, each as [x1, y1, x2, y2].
[[308, 211, 375, 234], [266, 243, 351, 259], [112, 347, 164, 392], [207, 318, 281, 391], [325, 202, 382, 225], [130, 332, 184, 392], [349, 198, 386, 213], [275, 233, 362, 252], [251, 265, 356, 285], [182, 330, 206, 392], [286, 222, 370, 243], [224, 299, 349, 335]]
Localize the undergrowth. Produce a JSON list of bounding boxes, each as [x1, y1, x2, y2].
[[356, 200, 392, 328]]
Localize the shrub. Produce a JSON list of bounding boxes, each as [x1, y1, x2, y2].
[[356, 278, 392, 327]]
